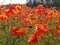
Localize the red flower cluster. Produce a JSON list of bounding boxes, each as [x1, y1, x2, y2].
[[11, 26, 27, 35]]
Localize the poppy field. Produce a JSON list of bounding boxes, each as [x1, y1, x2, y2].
[[0, 4, 60, 45]]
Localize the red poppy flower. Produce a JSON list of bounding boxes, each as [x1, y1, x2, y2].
[[43, 8, 49, 14], [9, 4, 15, 10], [5, 11, 11, 17], [17, 28, 27, 35], [34, 31, 41, 37], [0, 15, 8, 21], [56, 25, 60, 29], [22, 18, 30, 23], [37, 5, 43, 9], [35, 24, 45, 31], [55, 30, 60, 36], [28, 34, 37, 43], [11, 26, 19, 35]]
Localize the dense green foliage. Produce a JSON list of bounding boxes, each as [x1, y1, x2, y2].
[[27, 0, 60, 7]]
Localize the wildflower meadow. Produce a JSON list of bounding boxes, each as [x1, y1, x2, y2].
[[0, 4, 60, 45]]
